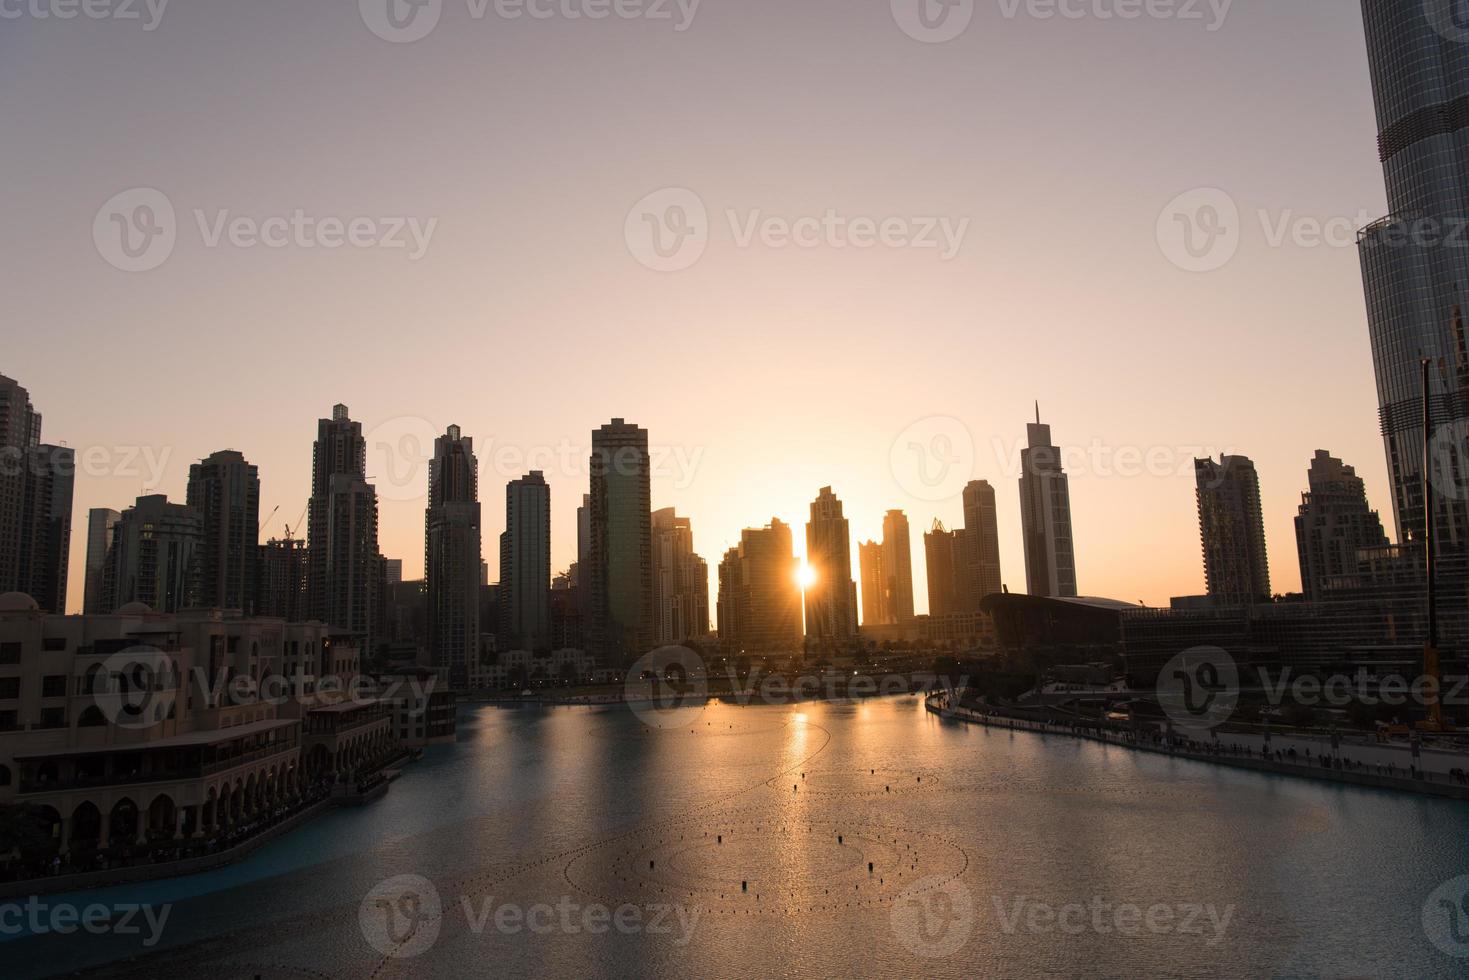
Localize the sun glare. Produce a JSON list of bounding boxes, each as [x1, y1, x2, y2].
[[796, 562, 817, 589]]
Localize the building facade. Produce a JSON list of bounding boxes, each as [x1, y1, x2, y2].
[[306, 405, 381, 655], [651, 507, 709, 645], [1294, 450, 1391, 601], [102, 495, 202, 614], [83, 509, 120, 615], [187, 450, 260, 613], [1018, 410, 1077, 597], [717, 519, 801, 652], [500, 470, 550, 653], [1195, 455, 1272, 605], [803, 487, 858, 648], [1357, 2, 1469, 551], [587, 420, 652, 666], [0, 376, 73, 615], [426, 426, 482, 687]]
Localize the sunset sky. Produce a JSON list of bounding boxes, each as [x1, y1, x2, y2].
[[1, 0, 1393, 616]]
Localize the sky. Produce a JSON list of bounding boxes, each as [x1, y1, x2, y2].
[[1, 0, 1395, 617]]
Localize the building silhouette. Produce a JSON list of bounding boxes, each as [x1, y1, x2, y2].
[[718, 519, 801, 652], [804, 487, 858, 647], [82, 508, 120, 614], [587, 419, 652, 666], [651, 507, 709, 645], [1357, 2, 1469, 550], [961, 480, 1003, 604], [427, 425, 482, 686], [187, 450, 260, 613], [0, 375, 72, 614], [1294, 450, 1390, 601], [500, 470, 550, 653], [880, 509, 915, 623], [1019, 408, 1077, 597], [257, 534, 308, 622], [102, 494, 201, 613], [306, 405, 381, 654], [1195, 455, 1271, 605], [858, 539, 888, 626]]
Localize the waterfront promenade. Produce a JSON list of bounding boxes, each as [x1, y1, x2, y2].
[[926, 694, 1469, 801]]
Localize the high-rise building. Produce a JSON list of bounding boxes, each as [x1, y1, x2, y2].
[[306, 405, 380, 652], [587, 419, 652, 666], [102, 494, 202, 613], [1018, 407, 1077, 597], [83, 508, 120, 614], [924, 520, 961, 617], [257, 535, 308, 622], [1195, 455, 1271, 605], [1294, 450, 1390, 601], [1357, 3, 1469, 550], [858, 539, 888, 626], [804, 487, 858, 647], [0, 376, 72, 614], [186, 450, 260, 612], [961, 480, 1003, 604], [717, 519, 802, 651], [426, 426, 482, 685], [500, 470, 550, 652], [880, 509, 915, 623], [385, 559, 403, 585], [651, 507, 709, 645]]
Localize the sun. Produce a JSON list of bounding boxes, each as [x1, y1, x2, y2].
[[797, 562, 817, 589]]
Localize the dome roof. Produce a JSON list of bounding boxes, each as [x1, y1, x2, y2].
[[0, 592, 38, 613], [116, 601, 154, 615]]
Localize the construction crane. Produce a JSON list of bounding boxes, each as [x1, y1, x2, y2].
[[281, 504, 307, 544], [258, 504, 280, 536]]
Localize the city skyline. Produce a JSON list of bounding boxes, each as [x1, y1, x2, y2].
[[4, 1, 1395, 619]]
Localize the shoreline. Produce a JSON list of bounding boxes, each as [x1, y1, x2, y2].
[[925, 695, 1469, 802]]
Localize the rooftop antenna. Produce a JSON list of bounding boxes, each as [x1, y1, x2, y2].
[[1035, 401, 1041, 424]]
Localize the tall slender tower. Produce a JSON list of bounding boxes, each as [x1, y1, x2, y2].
[[187, 450, 260, 612], [1018, 407, 1077, 597], [1357, 2, 1469, 550], [961, 480, 1003, 603], [427, 425, 481, 685], [1195, 455, 1271, 605], [83, 508, 121, 614], [804, 487, 858, 647], [588, 419, 652, 666], [500, 471, 550, 652], [307, 405, 380, 652], [858, 539, 889, 626], [0, 375, 72, 613], [880, 509, 915, 623]]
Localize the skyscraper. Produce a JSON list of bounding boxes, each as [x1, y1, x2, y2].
[[961, 480, 1003, 603], [187, 450, 260, 612], [717, 519, 802, 651], [83, 508, 120, 614], [257, 535, 308, 622], [307, 405, 381, 652], [500, 470, 550, 652], [1294, 450, 1390, 601], [858, 539, 889, 626], [588, 419, 652, 666], [880, 509, 915, 623], [1018, 407, 1077, 597], [651, 507, 709, 645], [427, 425, 482, 685], [924, 520, 960, 617], [103, 494, 202, 613], [1357, 2, 1469, 550], [804, 487, 858, 647], [0, 375, 72, 614], [1195, 455, 1271, 605]]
